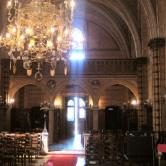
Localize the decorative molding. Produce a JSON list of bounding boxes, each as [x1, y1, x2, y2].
[[47, 80, 56, 89]]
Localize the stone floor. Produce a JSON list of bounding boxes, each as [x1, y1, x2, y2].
[[49, 134, 84, 151]]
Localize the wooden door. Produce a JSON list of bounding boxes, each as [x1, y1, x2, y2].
[[66, 96, 87, 137]]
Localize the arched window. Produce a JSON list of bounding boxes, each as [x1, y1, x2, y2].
[[70, 28, 85, 60], [79, 98, 86, 107], [78, 98, 86, 119], [66, 97, 86, 122], [67, 99, 75, 106], [67, 99, 75, 121]]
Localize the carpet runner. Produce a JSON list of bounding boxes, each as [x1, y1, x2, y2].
[[45, 154, 77, 166]]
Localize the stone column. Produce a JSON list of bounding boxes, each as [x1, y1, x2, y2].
[[0, 59, 10, 131], [137, 57, 148, 129], [48, 110, 54, 145], [148, 38, 165, 132], [91, 80, 101, 131], [92, 106, 99, 131]]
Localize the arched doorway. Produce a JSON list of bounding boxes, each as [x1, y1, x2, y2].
[[66, 96, 87, 137], [99, 84, 138, 132], [11, 84, 45, 132], [50, 84, 89, 151], [99, 84, 137, 108]]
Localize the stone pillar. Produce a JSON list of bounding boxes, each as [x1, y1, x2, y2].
[[92, 106, 99, 131], [0, 59, 10, 110], [148, 38, 165, 132], [48, 110, 54, 145], [137, 57, 148, 129], [0, 59, 10, 131], [90, 80, 101, 131]]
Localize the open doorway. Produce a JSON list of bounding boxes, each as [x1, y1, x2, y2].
[[66, 96, 86, 137], [50, 96, 87, 151], [66, 96, 86, 150], [11, 84, 45, 132]]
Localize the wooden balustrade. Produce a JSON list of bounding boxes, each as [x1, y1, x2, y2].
[[10, 59, 137, 77]]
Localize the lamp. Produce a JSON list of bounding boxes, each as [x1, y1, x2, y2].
[[0, 0, 75, 80], [131, 99, 138, 107]]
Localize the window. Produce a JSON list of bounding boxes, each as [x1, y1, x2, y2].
[[79, 108, 86, 119], [68, 99, 74, 106], [79, 98, 86, 107], [66, 97, 86, 121], [78, 98, 86, 119], [67, 107, 75, 121], [67, 99, 75, 121], [70, 28, 85, 60]]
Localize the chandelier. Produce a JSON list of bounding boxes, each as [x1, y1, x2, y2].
[[0, 0, 75, 81]]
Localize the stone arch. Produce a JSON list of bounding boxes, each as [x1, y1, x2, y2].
[[98, 79, 139, 107], [9, 79, 50, 99], [51, 79, 94, 106]]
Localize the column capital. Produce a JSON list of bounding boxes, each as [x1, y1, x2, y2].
[[148, 38, 165, 50]]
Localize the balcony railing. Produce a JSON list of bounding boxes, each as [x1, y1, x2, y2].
[[10, 59, 137, 77]]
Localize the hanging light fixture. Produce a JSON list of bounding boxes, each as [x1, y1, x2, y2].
[[0, 0, 75, 80]]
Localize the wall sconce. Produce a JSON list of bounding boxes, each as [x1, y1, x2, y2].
[[54, 96, 62, 109], [8, 98, 15, 105], [131, 99, 138, 106]]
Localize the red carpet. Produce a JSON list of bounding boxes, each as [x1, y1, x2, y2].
[[45, 155, 77, 166]]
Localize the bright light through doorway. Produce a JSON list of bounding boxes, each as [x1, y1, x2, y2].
[[66, 96, 86, 150], [74, 97, 78, 136]]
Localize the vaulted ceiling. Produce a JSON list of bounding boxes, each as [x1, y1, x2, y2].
[[0, 0, 158, 59], [75, 0, 157, 58]]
